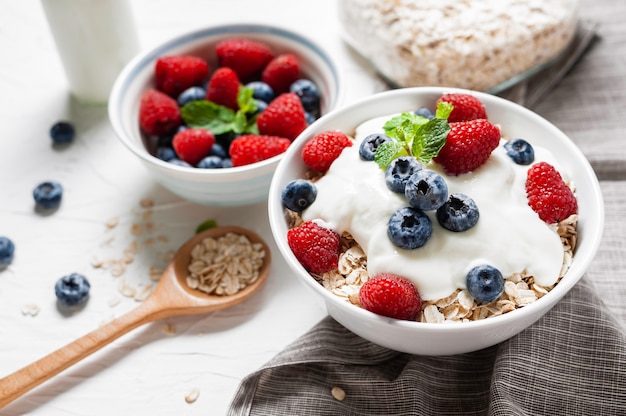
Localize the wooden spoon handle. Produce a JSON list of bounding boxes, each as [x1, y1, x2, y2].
[[0, 299, 160, 409]]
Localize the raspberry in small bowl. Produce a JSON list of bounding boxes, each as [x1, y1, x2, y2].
[[267, 87, 604, 355], [109, 23, 342, 206]]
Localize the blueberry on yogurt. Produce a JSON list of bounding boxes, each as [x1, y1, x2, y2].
[[55, 273, 91, 307], [359, 133, 393, 161], [281, 179, 317, 212], [504, 138, 535, 165], [436, 193, 479, 232], [387, 206, 432, 249], [466, 264, 504, 303], [404, 169, 448, 211], [385, 156, 422, 194]]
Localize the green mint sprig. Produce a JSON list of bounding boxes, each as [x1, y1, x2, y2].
[[373, 102, 452, 169], [180, 86, 259, 136]]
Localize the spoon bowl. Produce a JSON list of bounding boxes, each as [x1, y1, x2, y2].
[[0, 226, 271, 408]]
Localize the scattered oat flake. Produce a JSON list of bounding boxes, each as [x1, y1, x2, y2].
[[130, 223, 142, 236], [331, 386, 346, 401], [21, 304, 40, 317], [163, 323, 176, 335], [185, 387, 200, 403], [91, 256, 104, 268], [108, 296, 121, 308], [139, 198, 154, 208], [105, 217, 119, 230], [133, 285, 152, 302]]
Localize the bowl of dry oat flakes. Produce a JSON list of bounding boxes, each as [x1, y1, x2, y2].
[[268, 87, 604, 355]]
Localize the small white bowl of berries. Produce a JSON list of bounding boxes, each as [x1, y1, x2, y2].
[[109, 23, 342, 206], [268, 87, 604, 355]]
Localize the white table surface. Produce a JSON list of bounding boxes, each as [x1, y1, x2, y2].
[[0, 1, 383, 415]]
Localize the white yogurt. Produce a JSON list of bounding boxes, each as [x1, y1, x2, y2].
[[301, 115, 566, 301]]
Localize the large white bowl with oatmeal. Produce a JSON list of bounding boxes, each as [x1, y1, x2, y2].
[[268, 87, 604, 355]]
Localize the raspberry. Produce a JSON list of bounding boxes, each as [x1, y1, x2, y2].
[[525, 161, 578, 223], [155, 55, 209, 97], [229, 134, 291, 167], [359, 274, 422, 321], [261, 54, 300, 94], [302, 130, 353, 173], [287, 221, 340, 274], [216, 38, 274, 81], [206, 67, 241, 110], [434, 119, 500, 175], [139, 89, 182, 136], [437, 93, 488, 122], [257, 93, 308, 141], [172, 128, 215, 166]]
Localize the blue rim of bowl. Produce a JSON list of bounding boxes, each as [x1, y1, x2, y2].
[[109, 23, 343, 175]]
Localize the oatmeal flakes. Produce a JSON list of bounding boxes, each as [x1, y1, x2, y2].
[[185, 387, 200, 403], [149, 266, 163, 281], [331, 386, 346, 401], [133, 285, 153, 302], [139, 198, 154, 208], [105, 216, 119, 230], [163, 322, 176, 335], [118, 279, 137, 297], [423, 305, 445, 323], [21, 304, 40, 317]]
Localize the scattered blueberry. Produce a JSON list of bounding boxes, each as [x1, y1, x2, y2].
[[168, 158, 192, 168], [404, 169, 449, 211], [209, 143, 228, 159], [359, 133, 393, 161], [197, 155, 227, 169], [436, 193, 479, 232], [50, 121, 75, 144], [55, 273, 91, 307], [290, 79, 320, 115], [33, 181, 63, 209], [305, 112, 316, 125], [156, 146, 177, 161], [504, 138, 535, 165], [281, 179, 318, 212], [385, 156, 422, 193], [221, 158, 233, 168], [177, 86, 206, 107], [466, 264, 504, 303], [0, 236, 15, 266], [246, 81, 275, 103], [414, 107, 435, 119], [387, 206, 432, 249]]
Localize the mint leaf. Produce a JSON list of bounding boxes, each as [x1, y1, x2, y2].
[[411, 118, 449, 164], [180, 86, 259, 136], [383, 113, 428, 141], [435, 101, 453, 120], [195, 219, 218, 234], [374, 141, 409, 169]]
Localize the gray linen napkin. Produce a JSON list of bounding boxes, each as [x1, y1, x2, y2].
[[228, 278, 626, 415]]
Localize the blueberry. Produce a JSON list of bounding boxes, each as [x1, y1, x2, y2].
[[466, 264, 504, 303], [290, 79, 321, 115], [246, 81, 274, 103], [385, 156, 422, 193], [209, 143, 228, 159], [404, 169, 448, 211], [305, 111, 316, 125], [504, 138, 535, 165], [281, 179, 317, 212], [55, 273, 91, 307], [222, 158, 233, 168], [177, 86, 206, 107], [197, 155, 226, 169], [168, 158, 192, 168], [33, 181, 63, 209], [387, 206, 432, 249], [414, 107, 435, 119], [156, 146, 177, 161], [436, 193, 479, 232], [359, 133, 393, 161], [255, 99, 268, 114], [0, 236, 15, 266], [50, 121, 75, 144]]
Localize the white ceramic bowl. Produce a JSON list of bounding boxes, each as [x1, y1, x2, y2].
[[268, 87, 604, 355], [109, 23, 342, 206]]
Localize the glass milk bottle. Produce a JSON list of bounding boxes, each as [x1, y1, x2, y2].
[[40, 0, 140, 103]]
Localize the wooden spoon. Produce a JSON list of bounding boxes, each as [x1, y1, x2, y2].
[[0, 225, 271, 408]]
